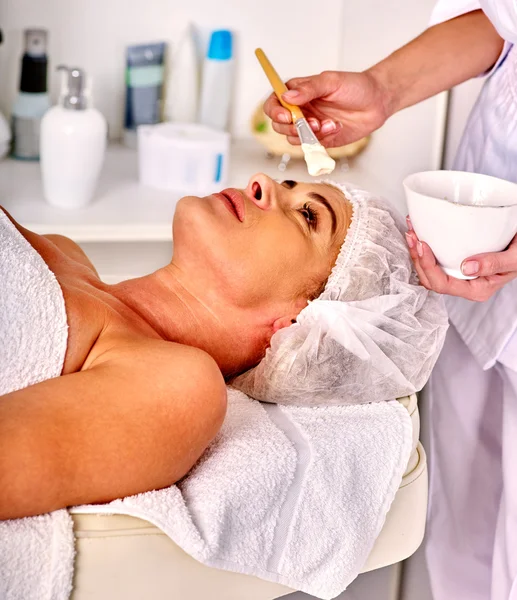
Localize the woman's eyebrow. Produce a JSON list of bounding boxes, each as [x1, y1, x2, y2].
[[281, 180, 337, 235], [307, 192, 337, 236], [281, 180, 297, 189]]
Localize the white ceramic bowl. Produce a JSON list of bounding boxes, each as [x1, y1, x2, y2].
[[403, 170, 517, 279]]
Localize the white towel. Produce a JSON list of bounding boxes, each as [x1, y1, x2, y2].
[[0, 209, 413, 600], [72, 389, 412, 599], [0, 209, 74, 600]]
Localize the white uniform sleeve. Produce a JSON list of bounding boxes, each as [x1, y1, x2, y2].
[[430, 0, 512, 76], [430, 0, 482, 26], [480, 0, 517, 44]]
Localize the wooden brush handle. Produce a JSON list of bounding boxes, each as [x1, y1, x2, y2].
[[255, 48, 304, 122]]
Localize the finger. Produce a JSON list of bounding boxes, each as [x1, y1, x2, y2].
[[272, 118, 321, 136], [282, 72, 338, 106], [316, 123, 366, 147], [263, 93, 292, 125], [462, 243, 517, 277], [412, 256, 432, 290], [417, 241, 452, 294], [405, 232, 431, 289], [307, 124, 349, 148], [459, 276, 500, 302], [286, 135, 301, 146], [271, 122, 298, 137], [308, 118, 321, 132], [319, 120, 340, 137], [277, 125, 343, 147], [486, 271, 517, 286], [284, 76, 312, 89], [413, 258, 432, 290], [405, 230, 419, 262]]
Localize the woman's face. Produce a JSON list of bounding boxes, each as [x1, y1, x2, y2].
[[173, 173, 351, 313]]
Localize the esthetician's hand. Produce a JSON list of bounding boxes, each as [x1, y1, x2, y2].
[[405, 221, 517, 302], [263, 70, 390, 148]]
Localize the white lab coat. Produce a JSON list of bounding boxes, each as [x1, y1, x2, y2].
[[425, 2, 517, 599]]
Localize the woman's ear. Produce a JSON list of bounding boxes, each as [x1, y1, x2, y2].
[[272, 315, 297, 333]]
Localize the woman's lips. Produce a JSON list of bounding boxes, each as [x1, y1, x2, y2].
[[214, 189, 245, 222]]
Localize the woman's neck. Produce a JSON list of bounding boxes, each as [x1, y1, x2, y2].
[[109, 263, 270, 377]]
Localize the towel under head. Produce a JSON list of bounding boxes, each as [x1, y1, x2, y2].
[[74, 388, 413, 599]]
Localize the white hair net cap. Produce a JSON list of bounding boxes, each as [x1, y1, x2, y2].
[[232, 182, 449, 405]]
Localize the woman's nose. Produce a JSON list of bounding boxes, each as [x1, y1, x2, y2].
[[245, 174, 276, 211]]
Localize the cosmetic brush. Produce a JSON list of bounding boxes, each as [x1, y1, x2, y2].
[[255, 48, 335, 177]]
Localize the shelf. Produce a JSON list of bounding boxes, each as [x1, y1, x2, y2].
[[0, 139, 403, 242]]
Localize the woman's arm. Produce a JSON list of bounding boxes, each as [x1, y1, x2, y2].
[[369, 9, 505, 115], [0, 340, 227, 520], [265, 10, 504, 147]]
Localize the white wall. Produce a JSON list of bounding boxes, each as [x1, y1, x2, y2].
[[443, 78, 483, 168], [339, 0, 447, 207], [0, 0, 344, 139]]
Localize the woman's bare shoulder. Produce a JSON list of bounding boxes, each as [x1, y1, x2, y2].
[[0, 336, 227, 519], [43, 234, 99, 275], [88, 335, 227, 399], [0, 206, 98, 275]]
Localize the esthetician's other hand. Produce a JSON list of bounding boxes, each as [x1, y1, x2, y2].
[[263, 70, 390, 148], [406, 223, 517, 302]]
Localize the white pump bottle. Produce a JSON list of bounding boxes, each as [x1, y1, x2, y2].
[[40, 65, 107, 209]]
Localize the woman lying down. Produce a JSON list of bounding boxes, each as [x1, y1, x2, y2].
[[0, 175, 448, 521]]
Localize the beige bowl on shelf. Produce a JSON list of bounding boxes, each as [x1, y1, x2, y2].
[[250, 102, 369, 160]]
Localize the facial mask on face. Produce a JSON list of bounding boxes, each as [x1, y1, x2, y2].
[[232, 181, 449, 406]]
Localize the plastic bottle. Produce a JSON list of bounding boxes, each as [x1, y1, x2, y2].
[[198, 30, 234, 131], [0, 29, 11, 159], [40, 66, 107, 209], [124, 42, 166, 148], [11, 29, 51, 160], [164, 25, 199, 123]]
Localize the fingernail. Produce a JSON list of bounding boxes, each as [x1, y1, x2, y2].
[[308, 118, 320, 131], [321, 120, 337, 134], [278, 112, 290, 124], [417, 241, 423, 257], [405, 232, 414, 249], [406, 216, 413, 231], [462, 261, 479, 276], [283, 90, 299, 100]]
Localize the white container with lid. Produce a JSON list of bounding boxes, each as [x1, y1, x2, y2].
[[40, 65, 107, 209], [138, 122, 230, 195]]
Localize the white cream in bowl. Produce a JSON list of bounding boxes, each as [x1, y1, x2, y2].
[[403, 170, 517, 280]]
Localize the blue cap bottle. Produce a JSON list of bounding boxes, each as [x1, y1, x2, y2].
[[199, 29, 234, 130], [207, 30, 233, 61]]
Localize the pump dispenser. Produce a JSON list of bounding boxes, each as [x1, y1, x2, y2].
[[11, 29, 50, 160], [40, 65, 107, 209]]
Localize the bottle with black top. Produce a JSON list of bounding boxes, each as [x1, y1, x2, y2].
[[11, 29, 50, 160]]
